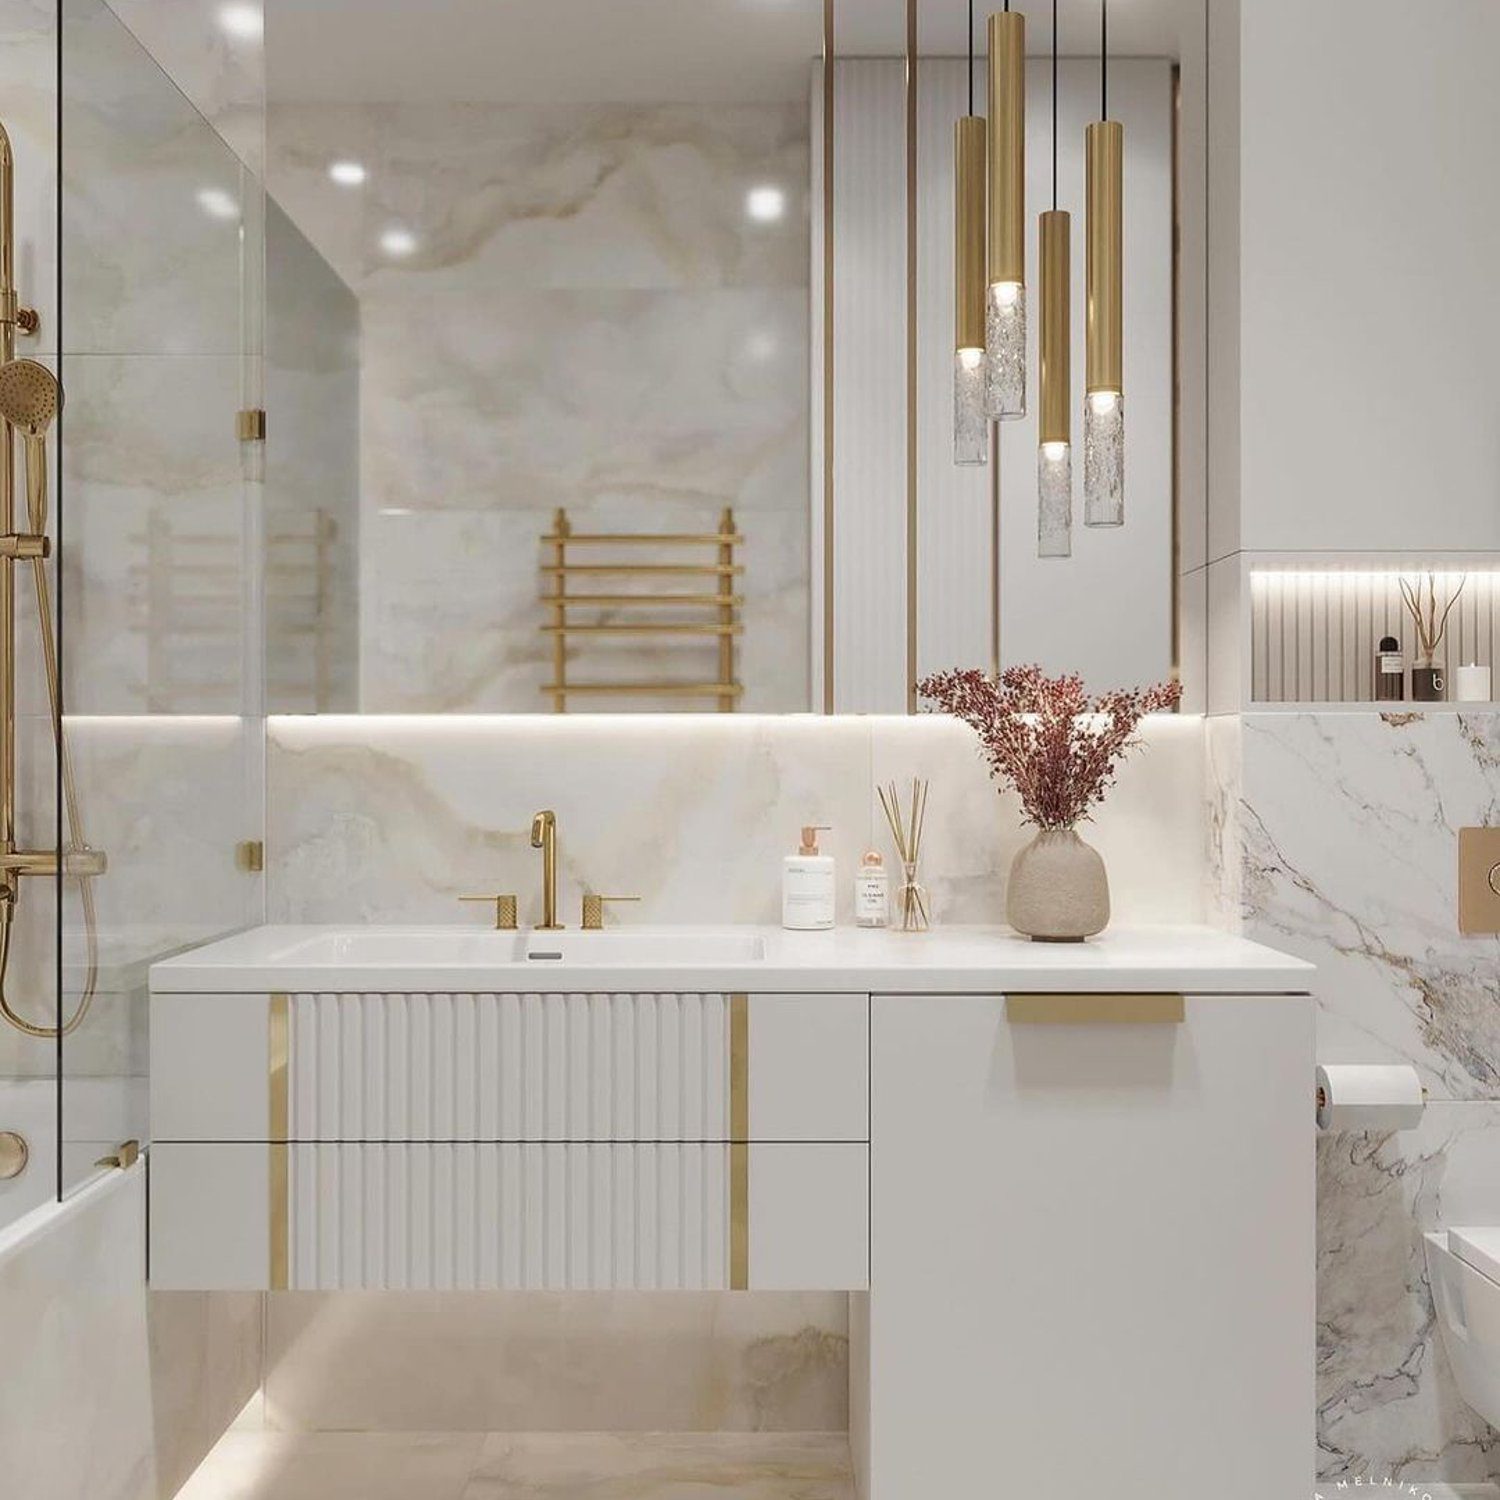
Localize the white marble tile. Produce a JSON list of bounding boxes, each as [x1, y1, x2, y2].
[[103, 0, 265, 175], [1317, 1101, 1500, 1483], [1238, 712, 1500, 1101], [267, 715, 874, 928], [460, 1432, 853, 1500], [176, 1431, 486, 1500], [263, 1291, 848, 1434], [269, 102, 808, 295], [62, 0, 250, 357]]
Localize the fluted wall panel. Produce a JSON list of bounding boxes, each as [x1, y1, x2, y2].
[[288, 1141, 729, 1291], [288, 992, 730, 1142]]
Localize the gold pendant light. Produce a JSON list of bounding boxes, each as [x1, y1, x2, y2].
[[954, 3, 988, 465], [985, 6, 1025, 420], [1037, 0, 1071, 556], [1084, 0, 1124, 525]]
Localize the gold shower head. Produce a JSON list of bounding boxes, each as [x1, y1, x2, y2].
[[0, 359, 59, 437]]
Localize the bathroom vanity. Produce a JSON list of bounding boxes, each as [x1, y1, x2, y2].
[[149, 924, 1313, 1494]]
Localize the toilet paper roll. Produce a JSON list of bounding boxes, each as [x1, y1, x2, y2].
[[1316, 1063, 1425, 1132]]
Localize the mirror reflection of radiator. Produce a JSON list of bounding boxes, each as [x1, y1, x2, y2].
[[539, 507, 744, 713]]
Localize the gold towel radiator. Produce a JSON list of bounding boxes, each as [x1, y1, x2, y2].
[[0, 119, 105, 1039], [540, 507, 744, 712]]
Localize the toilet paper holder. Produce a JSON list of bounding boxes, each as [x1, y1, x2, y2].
[[1315, 1063, 1428, 1131]]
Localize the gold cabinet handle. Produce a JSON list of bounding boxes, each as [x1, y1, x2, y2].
[[459, 894, 518, 930], [581, 894, 641, 931], [1005, 993, 1185, 1025]]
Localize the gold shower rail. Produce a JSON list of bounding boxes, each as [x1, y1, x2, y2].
[[540, 507, 744, 713]]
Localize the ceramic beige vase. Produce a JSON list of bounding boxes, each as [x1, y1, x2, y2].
[[1006, 827, 1110, 942]]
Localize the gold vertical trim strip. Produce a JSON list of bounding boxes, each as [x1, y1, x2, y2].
[[1169, 66, 1182, 691], [729, 993, 749, 1290], [905, 0, 918, 714], [268, 993, 289, 1291], [821, 0, 836, 714]]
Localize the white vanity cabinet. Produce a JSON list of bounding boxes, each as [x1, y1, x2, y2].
[[863, 991, 1314, 1500], [149, 990, 869, 1292]]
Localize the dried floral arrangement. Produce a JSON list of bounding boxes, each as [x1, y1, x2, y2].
[[1399, 572, 1466, 664], [917, 664, 1183, 831]]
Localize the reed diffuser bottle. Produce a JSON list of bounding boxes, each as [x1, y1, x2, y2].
[[878, 780, 931, 933]]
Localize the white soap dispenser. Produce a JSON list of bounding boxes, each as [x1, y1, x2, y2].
[[782, 825, 835, 931]]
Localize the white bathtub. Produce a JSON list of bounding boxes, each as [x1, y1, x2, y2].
[[0, 1075, 144, 1234]]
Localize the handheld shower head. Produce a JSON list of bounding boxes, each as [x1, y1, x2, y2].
[[0, 358, 59, 437]]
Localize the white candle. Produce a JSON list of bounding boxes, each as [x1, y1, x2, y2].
[[1455, 663, 1492, 703]]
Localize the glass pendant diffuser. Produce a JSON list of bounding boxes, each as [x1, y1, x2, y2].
[[985, 9, 1026, 420], [954, 116, 988, 466], [1038, 209, 1071, 557], [1083, 7, 1123, 525]]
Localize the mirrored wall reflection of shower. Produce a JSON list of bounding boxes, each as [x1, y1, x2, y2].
[[1250, 568, 1500, 705], [0, 121, 104, 1041]]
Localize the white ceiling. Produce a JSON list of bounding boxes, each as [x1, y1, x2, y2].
[[266, 0, 1197, 105]]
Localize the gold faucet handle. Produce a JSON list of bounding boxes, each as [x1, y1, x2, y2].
[[581, 894, 641, 931], [459, 894, 519, 930]]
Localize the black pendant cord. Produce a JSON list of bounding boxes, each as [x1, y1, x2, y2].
[[1052, 0, 1059, 209], [968, 0, 975, 115], [1101, 0, 1109, 120]]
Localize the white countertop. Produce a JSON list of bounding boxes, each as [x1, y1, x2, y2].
[[149, 923, 1313, 995]]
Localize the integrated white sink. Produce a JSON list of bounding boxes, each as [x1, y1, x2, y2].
[[265, 927, 766, 968]]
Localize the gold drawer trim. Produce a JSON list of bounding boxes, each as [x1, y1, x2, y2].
[[729, 993, 749, 1290], [269, 993, 289, 1291], [1005, 992, 1186, 1025]]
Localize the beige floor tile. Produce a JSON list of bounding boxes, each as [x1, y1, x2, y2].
[[459, 1432, 854, 1500], [174, 1430, 485, 1500]]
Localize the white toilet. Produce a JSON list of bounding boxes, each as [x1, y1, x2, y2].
[[1425, 1228, 1500, 1428]]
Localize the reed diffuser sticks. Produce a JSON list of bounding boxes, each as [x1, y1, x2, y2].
[[878, 778, 931, 932]]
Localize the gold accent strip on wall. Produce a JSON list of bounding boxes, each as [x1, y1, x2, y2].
[[1169, 65, 1183, 692], [268, 993, 289, 1291], [729, 993, 749, 1290], [821, 0, 836, 714], [904, 0, 918, 714], [1006, 992, 1186, 1025]]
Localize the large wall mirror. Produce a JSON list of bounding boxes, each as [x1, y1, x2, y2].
[[262, 0, 1206, 714]]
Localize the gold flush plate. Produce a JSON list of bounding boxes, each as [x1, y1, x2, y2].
[[1458, 827, 1500, 935]]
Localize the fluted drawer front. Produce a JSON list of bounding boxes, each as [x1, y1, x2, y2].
[[289, 1142, 728, 1290], [290, 992, 729, 1142]]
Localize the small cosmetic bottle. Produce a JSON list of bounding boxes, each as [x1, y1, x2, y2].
[[1374, 636, 1404, 702], [854, 850, 889, 928], [782, 825, 836, 931]]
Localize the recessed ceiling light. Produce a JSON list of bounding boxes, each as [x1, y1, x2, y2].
[[196, 187, 240, 221], [379, 226, 418, 258], [217, 3, 262, 41], [328, 161, 367, 187], [745, 185, 786, 223]]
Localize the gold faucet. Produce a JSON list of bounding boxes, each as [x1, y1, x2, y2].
[[530, 809, 563, 930]]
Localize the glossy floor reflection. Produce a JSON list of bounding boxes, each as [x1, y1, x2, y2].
[[174, 1430, 855, 1500]]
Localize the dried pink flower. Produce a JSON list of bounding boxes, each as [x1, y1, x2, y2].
[[917, 664, 1183, 831]]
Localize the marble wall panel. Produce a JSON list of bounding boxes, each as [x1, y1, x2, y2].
[[1220, 710, 1500, 1482], [266, 713, 1207, 930]]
